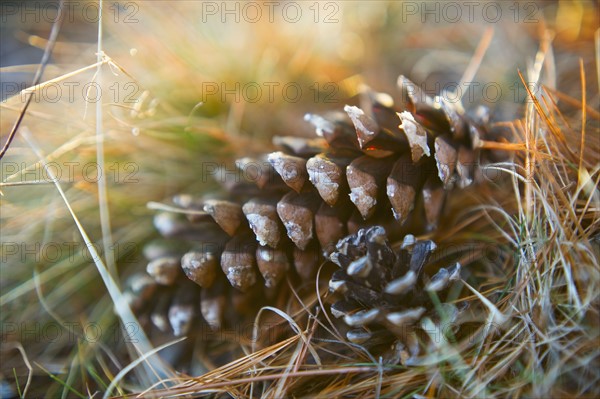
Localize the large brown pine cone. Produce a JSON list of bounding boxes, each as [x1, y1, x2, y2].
[[126, 75, 498, 337]]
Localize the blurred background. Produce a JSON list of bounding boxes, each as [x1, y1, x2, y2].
[[1, 0, 597, 396]]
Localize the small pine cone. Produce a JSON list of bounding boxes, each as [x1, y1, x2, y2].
[[328, 225, 462, 364], [131, 75, 499, 336]]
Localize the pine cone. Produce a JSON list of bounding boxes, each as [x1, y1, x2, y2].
[[327, 225, 462, 364], [127, 75, 497, 337]]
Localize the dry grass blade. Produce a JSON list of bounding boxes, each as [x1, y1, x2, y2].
[[103, 337, 186, 399], [19, 127, 175, 389], [0, 0, 64, 160]]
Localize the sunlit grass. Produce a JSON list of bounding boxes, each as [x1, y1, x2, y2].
[[1, 1, 598, 397]]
